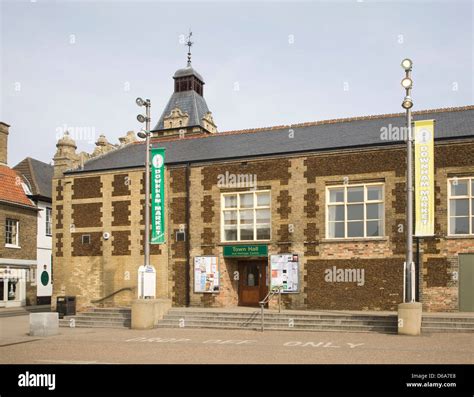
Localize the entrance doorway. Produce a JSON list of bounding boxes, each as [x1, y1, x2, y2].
[[459, 254, 474, 312], [238, 260, 268, 307]]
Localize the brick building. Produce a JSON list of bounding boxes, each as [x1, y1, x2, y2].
[[14, 157, 54, 305], [51, 62, 474, 313], [0, 122, 39, 307]]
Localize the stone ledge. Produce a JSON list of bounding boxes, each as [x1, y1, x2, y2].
[[321, 237, 389, 243]]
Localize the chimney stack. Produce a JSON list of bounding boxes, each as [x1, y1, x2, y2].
[[0, 122, 10, 166]]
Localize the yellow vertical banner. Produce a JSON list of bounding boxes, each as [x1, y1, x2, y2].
[[414, 119, 435, 236]]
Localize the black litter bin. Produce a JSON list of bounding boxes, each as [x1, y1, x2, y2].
[[57, 296, 76, 318]]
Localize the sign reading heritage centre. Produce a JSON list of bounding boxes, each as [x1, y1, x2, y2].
[[151, 148, 166, 244], [223, 245, 268, 257], [414, 120, 435, 236]]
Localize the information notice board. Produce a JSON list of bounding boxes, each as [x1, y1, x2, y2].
[[270, 254, 299, 293], [194, 256, 219, 293]]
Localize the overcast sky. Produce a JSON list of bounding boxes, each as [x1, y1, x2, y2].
[[0, 0, 472, 166]]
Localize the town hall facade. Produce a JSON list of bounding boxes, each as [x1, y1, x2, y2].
[[51, 60, 474, 314]]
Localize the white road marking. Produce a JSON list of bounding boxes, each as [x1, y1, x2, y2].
[[36, 359, 98, 364], [283, 341, 364, 348]]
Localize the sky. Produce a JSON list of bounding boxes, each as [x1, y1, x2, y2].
[[0, 0, 472, 166]]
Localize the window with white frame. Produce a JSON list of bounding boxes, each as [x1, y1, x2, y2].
[[448, 177, 474, 235], [5, 219, 19, 246], [46, 207, 52, 236], [326, 184, 384, 238], [221, 191, 271, 242]]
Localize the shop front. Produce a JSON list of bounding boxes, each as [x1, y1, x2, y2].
[[0, 266, 28, 307]]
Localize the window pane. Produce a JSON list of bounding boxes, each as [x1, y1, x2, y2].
[[256, 209, 270, 224], [367, 186, 382, 201], [240, 228, 254, 240], [366, 203, 382, 220], [225, 228, 237, 241], [347, 187, 364, 202], [256, 226, 270, 240], [223, 211, 237, 225], [450, 217, 469, 234], [240, 193, 254, 208], [257, 192, 270, 207], [347, 204, 363, 220], [328, 222, 344, 238], [239, 210, 254, 225], [367, 220, 382, 236], [451, 180, 468, 196], [450, 199, 469, 216], [328, 205, 344, 222], [472, 180, 474, 196], [329, 188, 344, 203], [224, 195, 237, 208], [347, 221, 364, 237]]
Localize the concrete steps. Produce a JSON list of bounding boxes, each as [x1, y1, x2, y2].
[[58, 306, 474, 333], [421, 315, 474, 333], [156, 309, 398, 333], [59, 307, 131, 329], [0, 305, 51, 318]]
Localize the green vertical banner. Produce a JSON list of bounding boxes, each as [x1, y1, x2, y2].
[[151, 148, 165, 244]]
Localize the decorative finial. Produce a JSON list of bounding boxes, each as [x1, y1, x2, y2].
[[186, 30, 193, 67]]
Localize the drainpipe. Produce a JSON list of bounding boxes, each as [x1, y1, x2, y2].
[[185, 163, 191, 307]]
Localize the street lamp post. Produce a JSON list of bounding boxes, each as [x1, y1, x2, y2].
[[136, 97, 151, 297], [401, 59, 415, 303]]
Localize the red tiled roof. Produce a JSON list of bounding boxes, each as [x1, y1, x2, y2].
[[0, 165, 36, 208]]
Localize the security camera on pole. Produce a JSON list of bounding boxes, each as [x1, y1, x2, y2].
[[398, 59, 423, 336]]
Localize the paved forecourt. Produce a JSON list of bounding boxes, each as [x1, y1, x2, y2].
[[0, 315, 473, 364]]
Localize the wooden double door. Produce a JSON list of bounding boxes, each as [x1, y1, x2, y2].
[[238, 260, 268, 307]]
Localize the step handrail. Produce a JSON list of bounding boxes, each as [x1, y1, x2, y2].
[[90, 287, 134, 304], [259, 285, 283, 332]]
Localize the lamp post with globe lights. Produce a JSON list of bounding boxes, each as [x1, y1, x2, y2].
[[136, 98, 151, 279], [400, 59, 415, 303]]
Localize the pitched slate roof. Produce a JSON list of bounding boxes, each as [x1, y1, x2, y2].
[[13, 157, 53, 200], [0, 165, 36, 208], [68, 106, 474, 175], [153, 90, 211, 131]]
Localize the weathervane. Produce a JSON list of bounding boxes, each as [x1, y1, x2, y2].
[[186, 30, 193, 67]]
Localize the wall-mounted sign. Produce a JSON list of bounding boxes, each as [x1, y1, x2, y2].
[[270, 254, 299, 293], [151, 147, 166, 244], [223, 245, 268, 257], [414, 119, 435, 237], [194, 256, 219, 293]]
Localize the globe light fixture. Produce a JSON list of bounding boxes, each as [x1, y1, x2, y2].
[[137, 114, 146, 123], [136, 97, 145, 107], [401, 58, 413, 71], [401, 77, 413, 89]]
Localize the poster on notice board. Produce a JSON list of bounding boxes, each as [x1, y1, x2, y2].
[[194, 256, 219, 293], [270, 254, 299, 293]]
